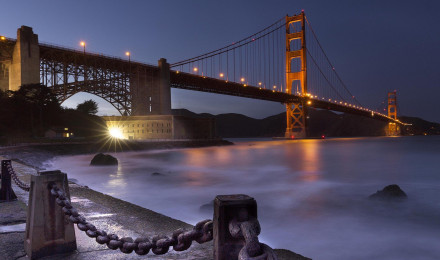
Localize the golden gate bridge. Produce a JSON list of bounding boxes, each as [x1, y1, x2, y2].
[[0, 11, 403, 138]]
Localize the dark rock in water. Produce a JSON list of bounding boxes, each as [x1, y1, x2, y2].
[[369, 184, 407, 201], [90, 153, 118, 166], [151, 172, 164, 176], [199, 200, 214, 212]]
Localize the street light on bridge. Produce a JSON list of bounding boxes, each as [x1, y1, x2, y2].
[[80, 41, 86, 54], [125, 51, 131, 62], [0, 36, 5, 41]]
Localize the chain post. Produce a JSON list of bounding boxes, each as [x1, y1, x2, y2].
[[0, 160, 18, 202], [25, 170, 77, 259], [213, 194, 258, 260]]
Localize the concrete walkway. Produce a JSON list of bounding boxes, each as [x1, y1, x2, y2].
[[0, 158, 310, 260]]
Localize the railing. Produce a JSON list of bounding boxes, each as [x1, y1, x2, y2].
[[0, 160, 277, 260]]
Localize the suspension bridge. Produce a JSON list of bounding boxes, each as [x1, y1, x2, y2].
[[0, 11, 402, 138]]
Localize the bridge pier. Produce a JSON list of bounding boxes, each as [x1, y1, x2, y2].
[[285, 102, 307, 139], [130, 58, 171, 116], [8, 26, 40, 91]]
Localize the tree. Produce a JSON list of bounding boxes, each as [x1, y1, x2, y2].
[[76, 99, 98, 115]]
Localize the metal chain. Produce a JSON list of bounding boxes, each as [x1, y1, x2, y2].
[[49, 183, 213, 256], [229, 210, 277, 260], [6, 162, 30, 192]]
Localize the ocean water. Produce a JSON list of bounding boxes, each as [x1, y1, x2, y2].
[[47, 136, 440, 260]]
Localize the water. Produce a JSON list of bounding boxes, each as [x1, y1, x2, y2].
[[47, 136, 440, 260]]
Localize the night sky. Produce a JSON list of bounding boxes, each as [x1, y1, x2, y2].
[[1, 0, 439, 122]]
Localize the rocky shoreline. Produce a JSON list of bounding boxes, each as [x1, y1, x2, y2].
[[0, 141, 311, 259], [0, 139, 233, 170]]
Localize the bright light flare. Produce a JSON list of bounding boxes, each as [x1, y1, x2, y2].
[[193, 67, 198, 72], [109, 127, 124, 139], [125, 51, 130, 56], [0, 36, 5, 40], [219, 73, 224, 78], [80, 41, 86, 47]]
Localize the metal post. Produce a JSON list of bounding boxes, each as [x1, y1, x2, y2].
[[24, 170, 77, 259], [0, 160, 18, 202], [213, 194, 257, 260]]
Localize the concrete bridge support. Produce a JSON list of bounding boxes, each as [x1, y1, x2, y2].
[[9, 26, 40, 91], [130, 58, 171, 116]]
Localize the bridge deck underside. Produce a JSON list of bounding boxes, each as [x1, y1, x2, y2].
[[170, 71, 395, 123]]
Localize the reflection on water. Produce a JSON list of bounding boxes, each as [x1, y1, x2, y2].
[[48, 136, 440, 260]]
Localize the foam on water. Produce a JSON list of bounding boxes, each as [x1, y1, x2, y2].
[[46, 136, 440, 260]]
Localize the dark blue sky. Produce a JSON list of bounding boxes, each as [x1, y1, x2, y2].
[[1, 0, 439, 122]]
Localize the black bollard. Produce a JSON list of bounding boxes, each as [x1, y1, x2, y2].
[[213, 194, 257, 260], [0, 160, 18, 202]]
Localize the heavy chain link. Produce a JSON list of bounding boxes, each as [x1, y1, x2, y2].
[[49, 183, 213, 256], [6, 162, 30, 192], [229, 210, 277, 260]]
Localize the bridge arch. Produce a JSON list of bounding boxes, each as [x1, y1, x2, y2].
[[59, 91, 123, 116]]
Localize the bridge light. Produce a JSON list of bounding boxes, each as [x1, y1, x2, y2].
[[219, 73, 224, 78], [176, 71, 180, 74], [193, 67, 198, 72], [273, 85, 276, 89], [240, 77, 245, 82], [125, 51, 130, 56], [0, 36, 5, 40], [80, 41, 86, 54], [258, 82, 262, 86], [307, 101, 312, 105]]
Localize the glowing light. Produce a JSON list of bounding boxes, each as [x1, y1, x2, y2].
[[0, 36, 5, 40], [240, 77, 245, 82], [273, 85, 276, 89], [321, 135, 325, 139], [80, 41, 85, 47], [219, 73, 224, 78], [193, 67, 198, 72], [125, 51, 130, 56], [307, 101, 312, 105], [176, 71, 180, 74], [258, 82, 262, 86], [109, 127, 124, 139]]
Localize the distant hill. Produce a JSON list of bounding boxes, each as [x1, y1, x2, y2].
[[172, 109, 440, 138]]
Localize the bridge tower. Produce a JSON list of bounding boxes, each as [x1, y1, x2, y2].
[[9, 26, 40, 91], [387, 91, 400, 136], [285, 12, 307, 139]]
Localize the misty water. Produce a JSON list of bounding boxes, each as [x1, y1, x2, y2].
[[47, 136, 440, 260]]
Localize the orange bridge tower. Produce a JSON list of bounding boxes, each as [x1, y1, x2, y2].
[[285, 12, 307, 139], [387, 91, 400, 136]]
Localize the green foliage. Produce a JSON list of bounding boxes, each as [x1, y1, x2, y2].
[[76, 99, 98, 115], [0, 84, 62, 138], [0, 85, 105, 141]]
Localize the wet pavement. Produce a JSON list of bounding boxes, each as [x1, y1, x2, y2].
[[0, 157, 309, 260]]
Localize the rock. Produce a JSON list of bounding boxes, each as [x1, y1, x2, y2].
[[369, 184, 407, 201], [90, 153, 118, 166]]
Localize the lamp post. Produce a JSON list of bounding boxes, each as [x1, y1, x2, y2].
[[80, 41, 86, 54], [125, 51, 131, 62]]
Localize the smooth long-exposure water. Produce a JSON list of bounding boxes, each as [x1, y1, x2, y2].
[[47, 136, 440, 259]]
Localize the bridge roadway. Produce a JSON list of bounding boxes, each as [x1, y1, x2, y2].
[[0, 38, 401, 124]]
